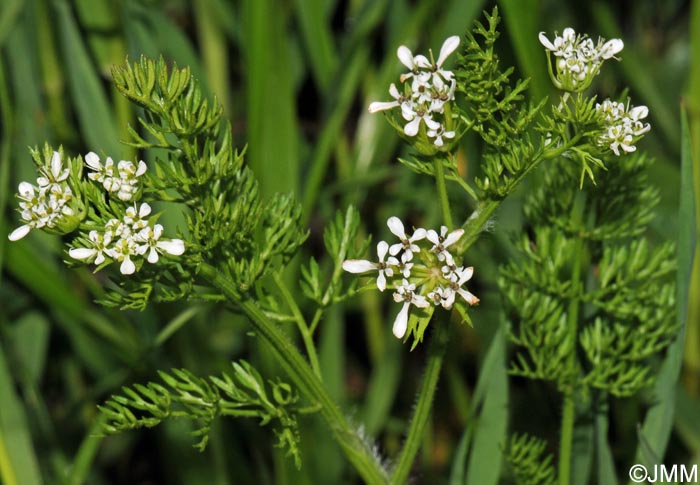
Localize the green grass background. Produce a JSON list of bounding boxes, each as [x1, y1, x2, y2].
[[0, 0, 698, 483]]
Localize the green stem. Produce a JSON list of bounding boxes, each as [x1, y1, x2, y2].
[[199, 263, 388, 484], [558, 193, 587, 485], [390, 314, 452, 484], [273, 272, 322, 379], [434, 157, 454, 228]]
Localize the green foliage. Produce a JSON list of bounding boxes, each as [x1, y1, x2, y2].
[[456, 7, 546, 199], [102, 56, 308, 308], [503, 433, 558, 485], [501, 155, 677, 398], [300, 205, 368, 307], [99, 360, 306, 468]]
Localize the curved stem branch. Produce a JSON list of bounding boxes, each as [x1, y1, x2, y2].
[[199, 263, 388, 484], [273, 272, 322, 379]]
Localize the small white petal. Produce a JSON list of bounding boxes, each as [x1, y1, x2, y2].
[[411, 228, 427, 241], [389, 83, 400, 99], [443, 229, 464, 247], [147, 247, 159, 263], [436, 35, 460, 67], [387, 217, 405, 239], [538, 32, 556, 51], [18, 182, 35, 197], [368, 101, 399, 113], [397, 46, 414, 69], [157, 239, 185, 255], [403, 117, 421, 137], [342, 260, 377, 273], [413, 55, 430, 69], [50, 151, 62, 178], [138, 202, 151, 218], [458, 289, 480, 305], [459, 266, 474, 285], [600, 38, 623, 59], [85, 152, 101, 170], [377, 272, 387, 292], [377, 241, 389, 260], [392, 303, 410, 339], [628, 105, 648, 120], [120, 257, 136, 275], [69, 248, 97, 260], [426, 229, 440, 245], [8, 225, 32, 241]]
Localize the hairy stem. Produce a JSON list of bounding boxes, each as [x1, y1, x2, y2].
[[199, 263, 388, 484], [390, 314, 452, 484]]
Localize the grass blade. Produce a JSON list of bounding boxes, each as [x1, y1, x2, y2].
[[632, 107, 696, 473]]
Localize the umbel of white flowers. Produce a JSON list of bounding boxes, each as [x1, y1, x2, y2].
[[8, 149, 185, 276], [8, 151, 75, 242], [343, 217, 478, 339], [595, 99, 651, 155], [539, 27, 623, 92], [368, 36, 460, 148]]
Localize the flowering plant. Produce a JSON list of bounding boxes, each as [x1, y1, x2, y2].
[[4, 7, 680, 485]]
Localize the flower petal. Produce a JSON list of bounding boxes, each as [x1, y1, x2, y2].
[[69, 248, 97, 260], [397, 46, 414, 69], [387, 217, 405, 239], [51, 151, 62, 178], [120, 257, 136, 275], [403, 117, 421, 137], [377, 240, 389, 260], [8, 224, 32, 241], [600, 38, 623, 59], [157, 239, 185, 256], [458, 266, 474, 285], [392, 303, 410, 339], [538, 32, 556, 51], [342, 260, 377, 273], [376, 272, 386, 292], [436, 35, 460, 67], [85, 152, 101, 170], [443, 229, 464, 247], [368, 101, 399, 113]]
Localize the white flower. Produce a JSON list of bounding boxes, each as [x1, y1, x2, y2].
[[342, 241, 399, 291], [36, 151, 69, 189], [85, 152, 147, 201], [8, 169, 74, 241], [427, 285, 455, 309], [124, 203, 151, 231], [426, 226, 463, 266], [69, 230, 113, 265], [135, 224, 185, 263], [105, 235, 141, 275], [401, 104, 441, 137], [595, 100, 650, 155], [392, 279, 429, 338], [427, 124, 456, 147], [539, 28, 623, 91], [447, 266, 479, 306], [387, 216, 426, 261]]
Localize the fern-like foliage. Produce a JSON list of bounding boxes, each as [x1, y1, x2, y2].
[[103, 56, 308, 309], [456, 7, 546, 199], [503, 433, 558, 485], [501, 155, 676, 398], [99, 360, 307, 468]]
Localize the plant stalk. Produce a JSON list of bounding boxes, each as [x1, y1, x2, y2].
[[199, 263, 388, 484], [390, 314, 452, 484]]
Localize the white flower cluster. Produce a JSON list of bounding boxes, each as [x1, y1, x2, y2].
[[85, 152, 147, 201], [368, 36, 460, 147], [539, 28, 623, 91], [8, 152, 74, 241], [595, 100, 650, 156], [343, 216, 478, 339], [69, 202, 184, 275]]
